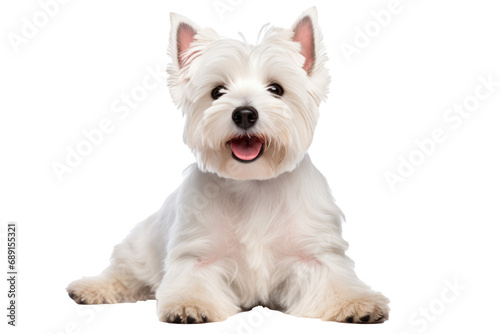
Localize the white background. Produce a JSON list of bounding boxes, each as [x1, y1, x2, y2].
[[1, 0, 500, 333]]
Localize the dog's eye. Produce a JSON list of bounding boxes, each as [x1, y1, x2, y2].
[[211, 85, 226, 100], [267, 83, 284, 97]]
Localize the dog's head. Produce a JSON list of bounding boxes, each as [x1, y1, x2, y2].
[[168, 7, 329, 180]]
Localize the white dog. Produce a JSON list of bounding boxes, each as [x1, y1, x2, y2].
[[67, 7, 389, 324]]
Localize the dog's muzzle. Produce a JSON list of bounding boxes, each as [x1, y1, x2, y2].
[[229, 106, 263, 163]]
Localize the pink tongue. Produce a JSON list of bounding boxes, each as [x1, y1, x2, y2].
[[230, 137, 263, 161]]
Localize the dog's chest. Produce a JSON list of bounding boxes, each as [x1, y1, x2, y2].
[[223, 188, 298, 298]]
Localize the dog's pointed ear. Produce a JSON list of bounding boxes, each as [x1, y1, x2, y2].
[[291, 7, 330, 102], [169, 13, 203, 70], [168, 13, 219, 108], [291, 7, 325, 76]]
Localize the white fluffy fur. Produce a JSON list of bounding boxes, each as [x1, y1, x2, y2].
[[67, 7, 389, 324]]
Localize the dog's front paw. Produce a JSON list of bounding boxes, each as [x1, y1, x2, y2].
[[160, 304, 210, 324], [329, 291, 390, 323], [158, 297, 239, 324]]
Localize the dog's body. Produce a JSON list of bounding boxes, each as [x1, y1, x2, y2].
[[67, 7, 389, 324]]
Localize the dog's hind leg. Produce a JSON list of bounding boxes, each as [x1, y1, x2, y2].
[[67, 213, 165, 304]]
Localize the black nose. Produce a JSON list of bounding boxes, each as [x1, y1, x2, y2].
[[232, 106, 259, 130]]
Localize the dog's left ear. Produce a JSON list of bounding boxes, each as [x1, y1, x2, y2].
[[291, 7, 326, 76], [291, 7, 330, 99]]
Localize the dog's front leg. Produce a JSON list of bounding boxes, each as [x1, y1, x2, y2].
[[155, 245, 241, 323], [278, 251, 390, 323]]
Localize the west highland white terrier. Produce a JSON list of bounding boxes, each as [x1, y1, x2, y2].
[[67, 7, 390, 324]]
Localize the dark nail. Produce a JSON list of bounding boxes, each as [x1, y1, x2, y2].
[[360, 314, 370, 322]]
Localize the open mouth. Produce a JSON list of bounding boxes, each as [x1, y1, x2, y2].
[[229, 136, 264, 163]]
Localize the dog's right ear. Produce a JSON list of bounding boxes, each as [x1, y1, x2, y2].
[[169, 13, 203, 71], [168, 14, 218, 108]]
